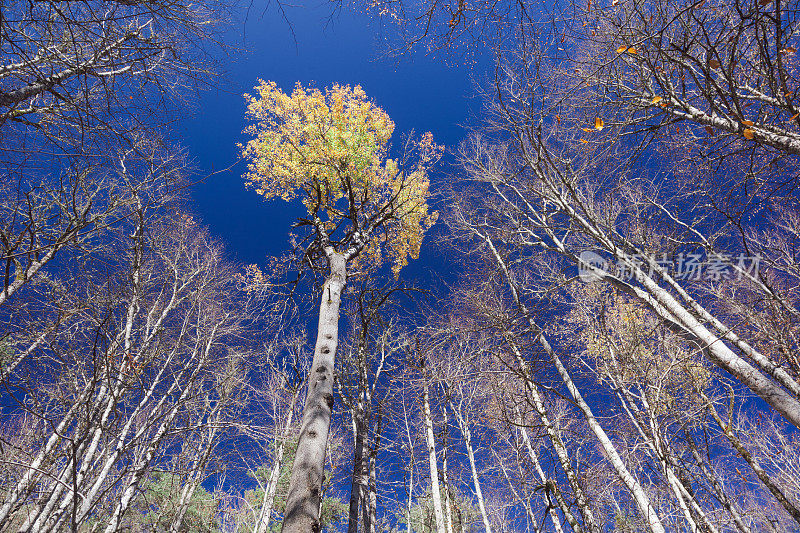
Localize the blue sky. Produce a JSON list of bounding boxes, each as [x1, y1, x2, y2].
[[182, 1, 486, 282]]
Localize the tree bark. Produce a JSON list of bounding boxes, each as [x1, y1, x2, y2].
[[256, 389, 298, 533], [452, 401, 492, 533], [515, 416, 565, 533], [423, 382, 447, 533], [282, 252, 347, 533], [541, 334, 667, 533], [441, 406, 454, 533]]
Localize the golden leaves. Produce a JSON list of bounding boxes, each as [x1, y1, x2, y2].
[[742, 119, 754, 126], [651, 96, 663, 104], [617, 45, 638, 54], [241, 81, 438, 277], [781, 46, 797, 55], [708, 59, 721, 69], [743, 128, 755, 139], [595, 117, 604, 130]]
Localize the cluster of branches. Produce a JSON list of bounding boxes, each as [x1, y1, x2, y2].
[[0, 1, 297, 531], [251, 0, 800, 531], [5, 0, 800, 530]]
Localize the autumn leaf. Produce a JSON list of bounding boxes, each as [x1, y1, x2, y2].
[[617, 45, 627, 53], [743, 128, 755, 139], [709, 59, 721, 69], [781, 47, 797, 55], [580, 139, 589, 143], [582, 127, 593, 132], [556, 115, 561, 124], [595, 117, 604, 130], [651, 96, 662, 104], [627, 47, 638, 54], [705, 125, 714, 135], [742, 120, 754, 126], [241, 81, 439, 277], [789, 113, 798, 121]]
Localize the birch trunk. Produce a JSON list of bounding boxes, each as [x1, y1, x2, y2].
[[505, 341, 593, 533], [515, 417, 565, 533], [441, 407, 454, 533], [423, 382, 447, 533], [492, 449, 539, 532], [481, 232, 664, 533], [282, 252, 346, 533], [255, 392, 298, 533], [541, 335, 667, 533], [347, 341, 369, 533], [452, 402, 492, 533]]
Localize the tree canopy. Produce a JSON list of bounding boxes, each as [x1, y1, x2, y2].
[[241, 81, 439, 276]]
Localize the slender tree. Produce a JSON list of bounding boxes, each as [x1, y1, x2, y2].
[[241, 81, 439, 532]]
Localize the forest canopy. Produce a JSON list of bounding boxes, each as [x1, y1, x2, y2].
[[1, 0, 799, 531]]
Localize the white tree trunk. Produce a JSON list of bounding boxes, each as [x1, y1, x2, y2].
[[452, 402, 492, 533], [423, 382, 447, 533], [441, 407, 454, 533], [540, 335, 667, 533], [281, 252, 346, 533], [515, 418, 565, 533], [255, 393, 297, 533]]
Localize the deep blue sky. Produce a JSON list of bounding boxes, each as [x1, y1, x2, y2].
[[181, 2, 486, 283]]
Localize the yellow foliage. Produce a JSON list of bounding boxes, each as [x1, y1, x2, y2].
[[241, 81, 440, 277], [568, 286, 711, 415]]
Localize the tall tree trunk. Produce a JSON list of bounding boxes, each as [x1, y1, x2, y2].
[[348, 339, 369, 533], [423, 382, 447, 533], [703, 391, 800, 526], [684, 431, 752, 533], [282, 252, 347, 533], [505, 340, 594, 533], [540, 335, 667, 533], [481, 232, 665, 533], [256, 391, 298, 533], [363, 407, 381, 533], [441, 406, 454, 533], [403, 400, 416, 533], [452, 401, 492, 533], [514, 415, 565, 533], [347, 411, 366, 533], [492, 448, 539, 532], [170, 403, 227, 533], [406, 463, 414, 533]]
